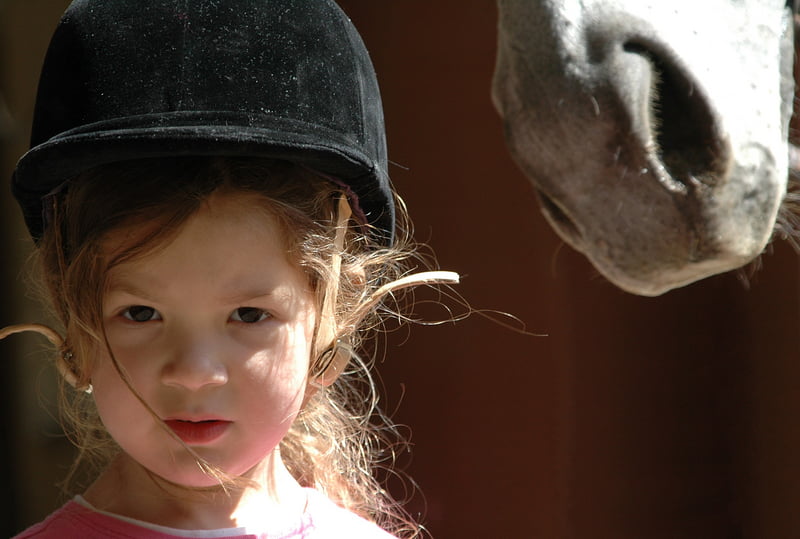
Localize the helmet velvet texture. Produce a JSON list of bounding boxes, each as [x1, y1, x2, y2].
[[12, 0, 394, 244]]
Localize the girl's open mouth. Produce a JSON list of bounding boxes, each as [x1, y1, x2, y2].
[[164, 419, 231, 445]]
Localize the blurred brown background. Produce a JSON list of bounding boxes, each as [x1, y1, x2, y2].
[[2, 2, 800, 538]]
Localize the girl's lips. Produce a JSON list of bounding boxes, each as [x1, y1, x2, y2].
[[164, 419, 231, 445]]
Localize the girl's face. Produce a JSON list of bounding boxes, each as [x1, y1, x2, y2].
[[91, 190, 317, 487]]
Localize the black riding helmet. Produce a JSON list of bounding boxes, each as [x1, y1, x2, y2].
[[11, 0, 394, 245]]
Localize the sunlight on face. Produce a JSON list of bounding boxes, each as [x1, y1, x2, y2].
[[91, 190, 317, 487]]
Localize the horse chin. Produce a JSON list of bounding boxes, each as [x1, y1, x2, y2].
[[588, 253, 756, 298], [535, 155, 783, 297], [526, 109, 784, 296]]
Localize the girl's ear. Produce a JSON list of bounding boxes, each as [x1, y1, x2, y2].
[[345, 264, 367, 289], [312, 338, 353, 387]]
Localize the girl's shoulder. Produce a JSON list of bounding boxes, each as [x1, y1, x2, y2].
[[12, 499, 245, 539], [13, 500, 100, 539], [301, 489, 397, 538], [13, 493, 398, 539]]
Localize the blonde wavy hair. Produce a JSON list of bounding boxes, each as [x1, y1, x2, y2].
[[6, 157, 455, 537]]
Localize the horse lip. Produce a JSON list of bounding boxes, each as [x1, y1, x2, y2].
[[537, 189, 584, 247]]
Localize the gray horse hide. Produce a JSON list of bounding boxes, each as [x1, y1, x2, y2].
[[493, 0, 795, 295]]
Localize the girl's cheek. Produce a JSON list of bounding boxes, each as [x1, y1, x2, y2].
[[97, 332, 161, 380], [229, 322, 284, 351], [104, 318, 161, 350]]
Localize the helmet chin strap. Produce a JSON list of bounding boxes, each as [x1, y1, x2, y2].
[[312, 195, 353, 387], [0, 323, 85, 390]]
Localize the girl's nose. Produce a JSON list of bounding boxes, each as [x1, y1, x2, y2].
[[160, 335, 229, 391]]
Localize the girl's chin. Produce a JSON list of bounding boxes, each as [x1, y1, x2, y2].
[[143, 468, 243, 491], [116, 443, 284, 490], [147, 457, 277, 490]]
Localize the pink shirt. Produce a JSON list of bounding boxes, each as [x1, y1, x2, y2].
[[14, 489, 396, 538]]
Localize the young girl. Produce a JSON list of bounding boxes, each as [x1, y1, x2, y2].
[[4, 1, 457, 537]]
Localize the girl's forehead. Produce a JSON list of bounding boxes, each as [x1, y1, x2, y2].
[[104, 193, 312, 300], [199, 189, 279, 222], [102, 189, 289, 254], [97, 192, 313, 301], [197, 191, 294, 248]]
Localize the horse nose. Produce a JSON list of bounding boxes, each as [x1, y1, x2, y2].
[[619, 39, 730, 191], [582, 15, 731, 193]]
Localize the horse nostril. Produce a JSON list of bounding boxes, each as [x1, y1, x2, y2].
[[538, 190, 583, 245], [623, 41, 729, 189]]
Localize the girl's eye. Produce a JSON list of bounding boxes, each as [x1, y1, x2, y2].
[[121, 305, 161, 322], [231, 307, 270, 324]]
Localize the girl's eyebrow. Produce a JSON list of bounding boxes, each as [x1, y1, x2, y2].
[[223, 289, 280, 304], [104, 280, 160, 303], [107, 277, 287, 306]]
